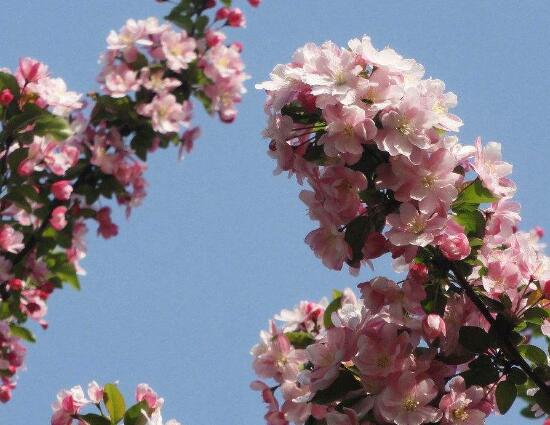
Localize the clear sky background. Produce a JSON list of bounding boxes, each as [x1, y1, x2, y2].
[[1, 1, 550, 424]]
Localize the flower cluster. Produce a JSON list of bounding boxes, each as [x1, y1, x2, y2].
[[0, 0, 258, 402], [257, 35, 550, 423], [51, 381, 179, 425], [251, 287, 494, 425]]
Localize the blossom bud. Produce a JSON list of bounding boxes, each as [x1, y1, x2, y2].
[[215, 7, 230, 20], [231, 41, 244, 53], [409, 263, 428, 284], [0, 89, 14, 106], [535, 226, 544, 238], [51, 180, 73, 201], [435, 220, 470, 261], [248, 0, 261, 6], [7, 279, 23, 292], [205, 30, 226, 47], [543, 280, 550, 299], [227, 8, 246, 27], [422, 314, 446, 341], [50, 206, 68, 231], [205, 0, 216, 8]]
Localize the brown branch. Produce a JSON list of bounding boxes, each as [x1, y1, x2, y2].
[[449, 262, 550, 398]]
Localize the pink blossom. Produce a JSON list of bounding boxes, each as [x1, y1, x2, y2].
[[101, 63, 140, 98], [472, 138, 515, 198], [140, 68, 181, 94], [0, 225, 24, 254], [51, 386, 88, 425], [376, 372, 442, 425], [16, 57, 49, 85], [96, 207, 118, 239], [386, 203, 447, 247], [160, 30, 197, 72], [305, 226, 351, 270], [136, 383, 164, 410], [50, 206, 68, 231], [87, 381, 104, 404], [435, 219, 471, 261], [31, 77, 83, 116], [422, 314, 446, 342], [137, 94, 191, 134], [439, 377, 486, 425], [227, 8, 246, 27], [320, 105, 377, 158], [202, 44, 245, 81], [51, 180, 73, 201]]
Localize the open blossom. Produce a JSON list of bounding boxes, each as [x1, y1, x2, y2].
[[305, 226, 351, 270], [31, 77, 83, 116], [0, 225, 24, 254], [472, 138, 515, 198], [160, 29, 197, 72], [376, 372, 442, 425], [439, 377, 486, 425], [386, 203, 447, 247], [138, 94, 191, 134], [51, 386, 88, 425], [100, 63, 140, 98]]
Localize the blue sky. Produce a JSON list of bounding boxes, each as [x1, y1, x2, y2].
[[2, 1, 550, 424]]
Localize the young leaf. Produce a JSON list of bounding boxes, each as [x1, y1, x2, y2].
[[80, 414, 112, 425], [323, 294, 343, 329], [519, 345, 548, 366], [453, 179, 498, 206], [495, 380, 517, 414], [123, 401, 149, 425], [9, 324, 36, 343], [103, 383, 126, 425], [285, 331, 315, 349]]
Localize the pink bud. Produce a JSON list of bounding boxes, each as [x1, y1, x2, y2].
[[422, 314, 446, 341], [543, 280, 550, 299], [535, 226, 544, 238], [0, 89, 14, 106], [227, 8, 246, 27], [50, 206, 68, 231], [17, 159, 34, 177], [51, 180, 73, 201], [231, 41, 244, 53], [205, 30, 226, 47], [205, 0, 216, 8], [409, 263, 428, 284], [7, 279, 23, 292], [215, 7, 230, 20], [248, 0, 261, 6]]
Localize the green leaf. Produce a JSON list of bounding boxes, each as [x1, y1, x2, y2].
[[80, 414, 112, 425], [523, 307, 550, 325], [311, 368, 361, 404], [519, 345, 548, 366], [507, 368, 527, 385], [323, 294, 342, 329], [9, 324, 36, 343], [459, 326, 490, 353], [103, 383, 126, 425], [221, 0, 232, 5], [454, 209, 485, 237], [520, 406, 539, 418], [4, 104, 46, 135], [453, 179, 499, 206], [54, 262, 80, 290], [461, 365, 500, 386], [495, 380, 517, 414], [195, 15, 209, 35], [33, 113, 72, 140], [123, 401, 149, 425], [285, 331, 315, 349]]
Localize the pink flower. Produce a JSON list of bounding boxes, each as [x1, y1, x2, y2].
[[0, 225, 24, 254], [202, 44, 245, 81], [307, 327, 357, 391], [31, 77, 83, 116], [138, 94, 191, 134], [50, 206, 68, 231], [376, 372, 442, 425], [51, 180, 73, 201], [87, 381, 104, 404], [319, 105, 377, 159], [386, 203, 447, 247], [472, 138, 515, 198], [435, 219, 470, 261], [305, 226, 352, 270], [136, 383, 163, 410], [439, 377, 486, 425], [140, 68, 181, 94], [160, 29, 197, 72], [96, 207, 118, 239], [51, 386, 88, 425], [101, 63, 140, 98], [422, 314, 446, 342], [16, 57, 49, 84]]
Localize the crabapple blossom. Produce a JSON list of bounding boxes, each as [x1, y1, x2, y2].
[[258, 32, 550, 424], [0, 0, 259, 401]]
